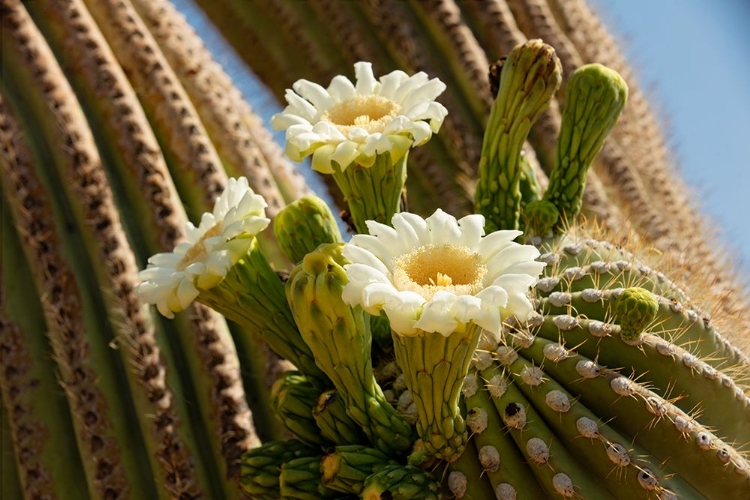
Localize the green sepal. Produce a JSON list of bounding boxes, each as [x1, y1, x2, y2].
[[273, 195, 342, 263], [197, 237, 328, 384], [279, 456, 339, 500], [331, 150, 408, 233], [391, 324, 483, 462], [312, 389, 369, 446], [321, 445, 395, 494], [360, 464, 441, 500], [239, 440, 317, 499], [271, 371, 329, 447], [286, 243, 413, 456]]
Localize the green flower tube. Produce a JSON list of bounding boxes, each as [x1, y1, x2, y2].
[[286, 243, 413, 456], [273, 195, 342, 263]]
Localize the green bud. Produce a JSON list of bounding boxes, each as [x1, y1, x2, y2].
[[280, 456, 338, 500], [475, 39, 562, 231], [273, 195, 342, 263], [360, 464, 440, 500], [271, 371, 329, 447], [312, 389, 368, 445], [321, 445, 395, 494], [544, 63, 628, 228], [613, 287, 659, 341], [523, 199, 560, 237], [240, 440, 316, 499]]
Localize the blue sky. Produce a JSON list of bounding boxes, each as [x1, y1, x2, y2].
[[590, 0, 750, 274], [176, 0, 749, 276]]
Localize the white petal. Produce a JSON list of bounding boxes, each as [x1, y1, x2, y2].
[[414, 292, 458, 336], [487, 246, 542, 277], [477, 230, 523, 258], [270, 112, 310, 130], [425, 209, 461, 245], [365, 220, 409, 256], [400, 78, 446, 110], [457, 214, 485, 249], [360, 282, 401, 313], [492, 274, 538, 294], [292, 79, 334, 111], [393, 72, 429, 102], [475, 285, 509, 307], [327, 75, 356, 101], [350, 233, 397, 269], [378, 70, 410, 98], [330, 140, 361, 169], [390, 213, 423, 250], [394, 212, 430, 244], [342, 246, 391, 276], [354, 62, 377, 95], [382, 291, 426, 336], [282, 89, 318, 121]]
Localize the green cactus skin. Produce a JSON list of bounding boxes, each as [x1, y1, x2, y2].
[[286, 243, 414, 456], [474, 40, 562, 232], [360, 464, 441, 500], [543, 63, 628, 228], [274, 195, 343, 263], [313, 389, 369, 445], [391, 323, 484, 463], [271, 371, 330, 448], [239, 440, 316, 499], [279, 456, 340, 499], [320, 445, 395, 494], [331, 150, 409, 233]]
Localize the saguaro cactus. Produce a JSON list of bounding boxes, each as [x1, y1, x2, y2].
[[1, 1, 748, 499]]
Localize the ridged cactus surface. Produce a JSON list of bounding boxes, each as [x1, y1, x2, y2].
[[1, 1, 748, 500]]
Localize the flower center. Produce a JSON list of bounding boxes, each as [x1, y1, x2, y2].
[[177, 223, 223, 270], [392, 244, 487, 300], [321, 95, 401, 134]]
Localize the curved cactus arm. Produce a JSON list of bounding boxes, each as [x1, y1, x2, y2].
[[478, 364, 614, 498], [504, 341, 693, 498], [80, 0, 227, 218], [475, 40, 562, 231], [523, 335, 750, 498], [0, 197, 90, 498], [239, 440, 317, 500], [542, 63, 628, 229], [279, 456, 340, 500], [459, 370, 545, 498], [320, 445, 395, 495], [286, 243, 413, 456], [531, 303, 750, 445], [270, 371, 331, 448]]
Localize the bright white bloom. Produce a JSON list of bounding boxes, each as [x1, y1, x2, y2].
[[342, 210, 545, 337], [271, 62, 448, 173], [136, 177, 269, 318]]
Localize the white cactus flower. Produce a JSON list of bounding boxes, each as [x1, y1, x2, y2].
[[271, 62, 448, 173], [136, 177, 269, 318], [341, 209, 545, 337]]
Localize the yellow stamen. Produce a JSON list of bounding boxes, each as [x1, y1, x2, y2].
[[321, 95, 401, 134], [393, 244, 486, 300], [177, 223, 223, 270]]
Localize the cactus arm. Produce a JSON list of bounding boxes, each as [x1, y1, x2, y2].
[[524, 335, 750, 498], [475, 40, 562, 231], [446, 437, 498, 499], [460, 371, 545, 498], [286, 244, 413, 455], [0, 4, 225, 495], [0, 80, 147, 500], [506, 344, 691, 498], [81, 0, 227, 219], [0, 195, 90, 498], [543, 64, 628, 227], [533, 301, 750, 445], [479, 364, 614, 498]]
